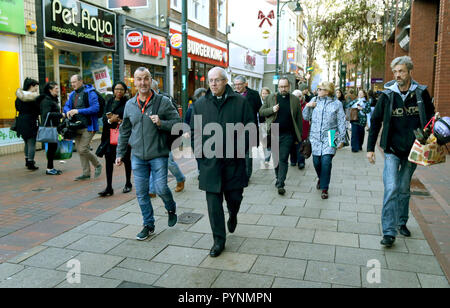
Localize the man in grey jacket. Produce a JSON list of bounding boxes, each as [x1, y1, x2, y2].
[[116, 67, 181, 240]]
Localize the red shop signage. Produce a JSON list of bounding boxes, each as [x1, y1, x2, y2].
[[169, 29, 228, 67], [128, 32, 166, 59]]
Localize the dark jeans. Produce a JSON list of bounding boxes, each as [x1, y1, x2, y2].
[[351, 123, 365, 152], [206, 189, 244, 246], [289, 141, 305, 166], [273, 134, 295, 188], [313, 154, 334, 190], [46, 142, 58, 169], [245, 152, 252, 182]]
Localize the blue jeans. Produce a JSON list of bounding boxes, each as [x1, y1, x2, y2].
[[150, 152, 185, 193], [132, 155, 176, 227], [382, 153, 417, 237], [312, 154, 334, 190]]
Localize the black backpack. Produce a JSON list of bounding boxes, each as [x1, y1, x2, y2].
[[152, 94, 182, 151], [83, 89, 106, 118]]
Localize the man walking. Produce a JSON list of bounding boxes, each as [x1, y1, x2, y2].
[[259, 78, 303, 195], [64, 74, 102, 181], [233, 75, 262, 183], [116, 67, 181, 240], [190, 67, 254, 257], [367, 56, 434, 247]]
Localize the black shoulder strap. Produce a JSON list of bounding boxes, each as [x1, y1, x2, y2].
[[415, 87, 427, 129], [151, 94, 163, 115]]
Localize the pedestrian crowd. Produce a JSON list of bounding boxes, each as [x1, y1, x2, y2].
[[12, 55, 435, 256]]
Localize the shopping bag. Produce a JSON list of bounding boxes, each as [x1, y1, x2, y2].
[[408, 133, 446, 166], [46, 140, 73, 160]]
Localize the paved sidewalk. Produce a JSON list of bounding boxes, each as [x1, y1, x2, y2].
[[1, 145, 449, 288]]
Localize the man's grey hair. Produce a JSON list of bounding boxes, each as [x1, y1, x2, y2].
[[208, 67, 228, 80], [71, 74, 82, 81], [233, 75, 247, 84], [391, 56, 414, 72], [134, 67, 152, 77]]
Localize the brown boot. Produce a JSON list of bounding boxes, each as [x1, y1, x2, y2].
[[175, 181, 185, 192], [149, 193, 157, 198]]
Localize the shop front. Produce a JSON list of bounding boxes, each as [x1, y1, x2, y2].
[[41, 0, 117, 106], [169, 27, 228, 105], [123, 27, 168, 97], [228, 42, 264, 91]]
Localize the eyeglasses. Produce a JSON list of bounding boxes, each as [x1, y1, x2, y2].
[[209, 78, 225, 84]]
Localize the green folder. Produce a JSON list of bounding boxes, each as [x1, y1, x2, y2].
[[328, 130, 337, 148]]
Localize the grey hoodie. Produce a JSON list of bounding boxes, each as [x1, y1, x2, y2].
[[117, 91, 181, 161]]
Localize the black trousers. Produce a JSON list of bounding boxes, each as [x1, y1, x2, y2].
[[46, 142, 58, 169], [104, 145, 132, 190], [273, 134, 295, 188], [205, 188, 244, 246]]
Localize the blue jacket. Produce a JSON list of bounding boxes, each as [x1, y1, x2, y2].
[[63, 84, 99, 132]]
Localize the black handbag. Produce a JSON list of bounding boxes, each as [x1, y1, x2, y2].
[[95, 140, 108, 158], [10, 111, 19, 132], [299, 139, 312, 159]]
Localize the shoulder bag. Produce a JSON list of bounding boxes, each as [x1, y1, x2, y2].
[[37, 114, 59, 143]]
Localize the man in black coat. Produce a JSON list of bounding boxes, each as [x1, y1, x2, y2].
[[233, 75, 262, 183], [190, 67, 255, 257]]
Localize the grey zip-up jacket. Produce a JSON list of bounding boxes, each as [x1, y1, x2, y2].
[[117, 90, 181, 161]]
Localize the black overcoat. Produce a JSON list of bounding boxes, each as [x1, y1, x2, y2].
[[191, 85, 255, 193]]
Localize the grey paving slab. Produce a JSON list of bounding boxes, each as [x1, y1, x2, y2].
[[211, 271, 274, 288], [67, 235, 125, 254], [272, 277, 331, 288], [56, 275, 122, 288], [417, 274, 450, 288], [297, 217, 338, 231], [304, 261, 361, 287], [320, 210, 358, 222], [238, 238, 289, 257], [232, 224, 274, 239], [0, 267, 67, 288], [385, 252, 445, 276], [80, 221, 127, 236], [335, 246, 388, 268], [57, 252, 124, 277], [359, 234, 409, 253], [154, 265, 221, 288], [246, 204, 285, 215], [269, 227, 315, 243], [200, 251, 258, 272], [358, 213, 382, 224], [117, 258, 171, 276], [0, 263, 25, 281], [94, 210, 128, 223], [107, 239, 167, 260], [193, 234, 245, 252], [20, 247, 80, 269], [113, 213, 143, 226], [314, 230, 359, 248], [361, 268, 421, 288], [285, 242, 335, 262], [250, 256, 307, 280], [257, 214, 299, 228], [271, 198, 306, 207], [103, 268, 160, 286], [404, 239, 434, 255], [282, 206, 321, 218], [152, 246, 209, 266], [42, 232, 87, 248], [338, 221, 381, 236], [149, 229, 204, 247]]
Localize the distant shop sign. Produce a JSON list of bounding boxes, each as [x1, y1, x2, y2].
[[43, 0, 116, 51]]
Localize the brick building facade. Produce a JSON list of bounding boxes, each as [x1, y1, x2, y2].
[[384, 0, 449, 117]]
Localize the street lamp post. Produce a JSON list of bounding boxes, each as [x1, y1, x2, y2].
[[275, 0, 303, 92]]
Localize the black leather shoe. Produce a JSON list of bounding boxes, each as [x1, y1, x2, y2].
[[398, 225, 411, 237], [122, 185, 132, 193], [98, 188, 114, 197], [380, 235, 395, 247], [278, 187, 286, 195], [209, 244, 224, 258], [227, 214, 237, 233]]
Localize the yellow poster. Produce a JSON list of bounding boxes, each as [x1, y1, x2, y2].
[[0, 50, 20, 119]]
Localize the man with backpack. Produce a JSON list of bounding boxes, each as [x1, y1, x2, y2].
[[116, 67, 181, 241], [367, 56, 435, 248], [64, 74, 103, 181]]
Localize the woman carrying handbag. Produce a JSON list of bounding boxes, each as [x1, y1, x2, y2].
[[97, 82, 132, 197], [40, 82, 64, 175]]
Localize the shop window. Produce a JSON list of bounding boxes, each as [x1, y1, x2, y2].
[[59, 50, 80, 66], [44, 43, 54, 83]]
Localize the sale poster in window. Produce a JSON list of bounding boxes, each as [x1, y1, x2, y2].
[[92, 67, 112, 93]]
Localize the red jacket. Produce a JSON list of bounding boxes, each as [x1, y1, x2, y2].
[[300, 99, 310, 140]]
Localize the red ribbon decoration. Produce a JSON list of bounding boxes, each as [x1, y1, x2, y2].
[[258, 10, 275, 28]]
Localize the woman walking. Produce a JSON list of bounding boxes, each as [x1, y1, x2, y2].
[[260, 87, 272, 166], [15, 78, 40, 170], [98, 81, 132, 197], [40, 82, 64, 175], [303, 82, 346, 199], [348, 89, 371, 152]]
